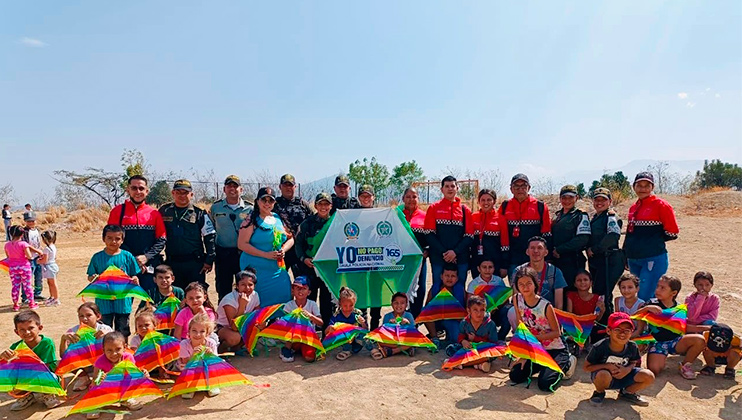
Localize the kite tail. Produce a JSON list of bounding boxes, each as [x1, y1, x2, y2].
[[526, 362, 533, 389]]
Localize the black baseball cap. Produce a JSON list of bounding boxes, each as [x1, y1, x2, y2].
[[224, 175, 241, 186], [173, 179, 193, 192], [559, 185, 578, 197], [257, 186, 275, 200], [510, 173, 530, 186], [335, 175, 350, 186], [592, 187, 612, 200], [633, 171, 655, 185], [280, 174, 296, 185]]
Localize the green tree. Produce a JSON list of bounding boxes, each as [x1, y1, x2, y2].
[[694, 159, 742, 190], [390, 160, 425, 196], [146, 180, 172, 206], [348, 157, 391, 194], [575, 182, 587, 197], [588, 171, 633, 203]]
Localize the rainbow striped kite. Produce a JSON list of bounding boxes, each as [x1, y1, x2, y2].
[[256, 308, 325, 355], [134, 330, 180, 373], [168, 350, 252, 399], [441, 341, 508, 371], [322, 323, 369, 352], [68, 360, 162, 415], [631, 304, 687, 335], [415, 289, 467, 324], [0, 259, 8, 274], [78, 265, 152, 302], [233, 304, 285, 356], [154, 294, 181, 330], [553, 309, 597, 347], [366, 323, 436, 350], [507, 322, 564, 376], [56, 325, 102, 376], [0, 342, 65, 396], [473, 284, 513, 312], [632, 334, 657, 345]]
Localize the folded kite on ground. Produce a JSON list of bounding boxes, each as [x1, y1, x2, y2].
[[553, 309, 597, 348], [441, 341, 508, 371], [631, 304, 687, 335], [78, 265, 151, 302], [233, 304, 285, 356], [168, 349, 252, 399], [473, 284, 513, 312], [0, 259, 8, 274], [507, 322, 564, 376], [415, 289, 467, 324], [134, 330, 180, 373], [632, 334, 657, 345], [0, 342, 65, 396], [322, 322, 369, 352], [56, 325, 102, 376], [154, 294, 181, 330], [256, 308, 325, 355], [366, 323, 437, 350]]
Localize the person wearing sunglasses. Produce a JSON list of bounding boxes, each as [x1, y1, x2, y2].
[[238, 187, 293, 306]]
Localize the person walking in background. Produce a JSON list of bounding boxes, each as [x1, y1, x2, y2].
[[587, 188, 624, 314], [2, 204, 11, 241], [550, 185, 591, 291], [274, 173, 313, 278], [623, 172, 679, 301], [210, 175, 254, 302]]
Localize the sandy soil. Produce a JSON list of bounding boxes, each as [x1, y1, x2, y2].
[[1, 195, 741, 420]]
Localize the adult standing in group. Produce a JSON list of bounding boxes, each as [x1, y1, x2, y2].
[[470, 189, 509, 280], [238, 187, 293, 306], [274, 174, 313, 278], [401, 187, 428, 318], [509, 236, 567, 316], [107, 175, 166, 291], [499, 174, 552, 278], [210, 175, 254, 302], [2, 204, 11, 241], [358, 184, 383, 329], [294, 192, 334, 327], [550, 185, 591, 291], [587, 188, 624, 314], [423, 176, 474, 304], [330, 175, 361, 215], [159, 179, 216, 290], [623, 172, 679, 301]]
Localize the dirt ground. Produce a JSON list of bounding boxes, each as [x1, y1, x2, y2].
[[1, 194, 741, 420]]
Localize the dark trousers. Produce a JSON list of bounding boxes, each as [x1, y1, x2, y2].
[[215, 246, 241, 302], [169, 258, 207, 291], [509, 347, 572, 392], [493, 304, 512, 341], [589, 252, 625, 314], [408, 258, 428, 319], [302, 268, 335, 328], [369, 307, 382, 331], [102, 313, 131, 339], [553, 254, 586, 292]]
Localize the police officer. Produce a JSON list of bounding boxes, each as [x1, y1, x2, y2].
[[209, 175, 254, 301], [587, 187, 624, 314], [358, 184, 375, 209], [274, 174, 313, 276], [550, 185, 591, 291], [330, 175, 360, 214], [159, 180, 216, 291], [294, 192, 334, 327]]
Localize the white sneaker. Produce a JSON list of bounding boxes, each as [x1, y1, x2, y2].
[[564, 354, 578, 379], [181, 392, 195, 399], [10, 393, 35, 411], [207, 388, 220, 397]]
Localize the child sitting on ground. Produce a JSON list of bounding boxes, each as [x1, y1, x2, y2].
[[60, 302, 113, 392], [138, 265, 185, 310], [281, 276, 323, 363], [566, 270, 606, 351], [1, 310, 62, 411], [87, 332, 142, 418], [685, 271, 720, 333], [371, 292, 416, 360], [326, 287, 367, 361], [178, 313, 220, 399], [614, 273, 644, 316], [445, 295, 499, 372], [217, 269, 261, 353], [174, 282, 217, 341], [633, 275, 706, 379], [129, 309, 157, 351], [700, 323, 740, 380], [466, 258, 511, 340], [424, 264, 465, 349], [584, 312, 655, 407]]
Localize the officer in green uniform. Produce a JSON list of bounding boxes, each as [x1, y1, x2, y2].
[[330, 175, 360, 215], [274, 174, 314, 276], [159, 179, 216, 290], [209, 175, 254, 301], [294, 192, 334, 326], [358, 184, 375, 208], [587, 187, 624, 314], [550, 184, 591, 291]]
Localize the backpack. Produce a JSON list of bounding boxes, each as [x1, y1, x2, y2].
[[707, 323, 734, 353], [500, 199, 546, 221]]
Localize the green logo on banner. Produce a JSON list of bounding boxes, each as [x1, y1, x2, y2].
[[376, 221, 393, 237]]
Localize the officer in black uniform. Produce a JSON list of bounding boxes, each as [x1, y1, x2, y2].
[[159, 179, 216, 290], [550, 184, 591, 291], [330, 175, 360, 214], [274, 174, 313, 277], [294, 192, 334, 327], [587, 187, 624, 314]]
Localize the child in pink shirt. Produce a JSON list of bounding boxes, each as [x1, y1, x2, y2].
[[685, 271, 720, 333], [4, 225, 43, 311]]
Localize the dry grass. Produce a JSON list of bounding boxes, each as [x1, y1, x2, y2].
[[684, 189, 742, 217], [64, 205, 110, 232]]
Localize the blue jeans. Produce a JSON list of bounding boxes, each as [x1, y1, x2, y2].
[[409, 258, 428, 319], [628, 253, 669, 301], [430, 262, 468, 304], [440, 319, 460, 343], [21, 257, 44, 301]]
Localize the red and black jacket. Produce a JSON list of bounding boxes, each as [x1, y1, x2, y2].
[[423, 197, 474, 265], [470, 210, 510, 272], [402, 207, 428, 251], [499, 196, 551, 267], [623, 195, 678, 259], [108, 200, 167, 263]]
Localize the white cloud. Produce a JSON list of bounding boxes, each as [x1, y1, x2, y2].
[[686, 102, 696, 108], [677, 92, 688, 99], [19, 37, 48, 47], [705, 88, 711, 92], [715, 93, 721, 98]]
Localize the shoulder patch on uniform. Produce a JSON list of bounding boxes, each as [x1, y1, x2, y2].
[[607, 215, 621, 235], [576, 213, 591, 235]]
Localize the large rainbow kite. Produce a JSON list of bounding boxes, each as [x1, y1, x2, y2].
[[473, 284, 513, 312], [78, 265, 151, 302], [507, 322, 564, 378], [56, 325, 102, 376], [233, 304, 285, 356], [322, 323, 369, 353], [168, 350, 252, 399], [415, 289, 467, 324], [256, 308, 325, 355], [553, 309, 597, 348], [134, 330, 180, 374], [0, 342, 65, 396], [0, 259, 8, 274], [366, 323, 436, 350], [441, 341, 508, 371], [153, 294, 181, 330], [631, 304, 687, 335]]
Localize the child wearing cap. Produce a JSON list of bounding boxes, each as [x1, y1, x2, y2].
[[584, 312, 655, 406], [700, 323, 740, 380], [281, 276, 323, 363]]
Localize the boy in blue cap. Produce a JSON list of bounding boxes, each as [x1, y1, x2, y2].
[[281, 276, 323, 363]]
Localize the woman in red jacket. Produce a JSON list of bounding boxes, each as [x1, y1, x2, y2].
[[401, 187, 428, 318], [470, 189, 509, 280]]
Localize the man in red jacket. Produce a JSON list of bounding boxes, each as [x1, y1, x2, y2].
[[424, 176, 474, 304]]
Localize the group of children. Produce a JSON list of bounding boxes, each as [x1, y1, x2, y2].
[[3, 223, 740, 415]]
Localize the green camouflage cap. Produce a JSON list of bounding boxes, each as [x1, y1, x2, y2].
[[359, 184, 375, 196], [314, 192, 332, 204], [280, 174, 296, 185], [335, 175, 350, 186], [173, 179, 193, 191], [224, 175, 241, 186], [592, 187, 612, 200], [559, 184, 578, 197]]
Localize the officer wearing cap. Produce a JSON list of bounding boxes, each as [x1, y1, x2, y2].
[[294, 192, 335, 326], [587, 187, 624, 314], [274, 174, 314, 275], [209, 175, 254, 301], [358, 184, 375, 208], [330, 175, 360, 215], [159, 179, 217, 290], [550, 185, 591, 291]]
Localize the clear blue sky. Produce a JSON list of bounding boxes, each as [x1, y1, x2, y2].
[[1, 1, 740, 203]]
